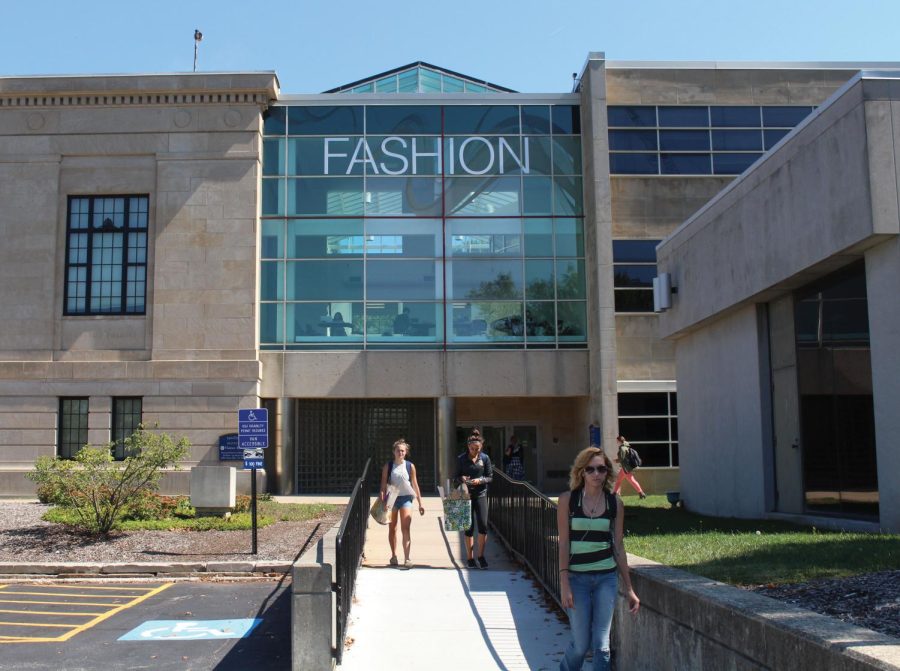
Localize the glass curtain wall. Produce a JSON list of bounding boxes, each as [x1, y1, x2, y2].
[[260, 103, 585, 350]]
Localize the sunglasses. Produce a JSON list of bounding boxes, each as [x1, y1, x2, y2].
[[584, 466, 608, 475]]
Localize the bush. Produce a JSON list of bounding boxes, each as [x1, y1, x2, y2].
[[125, 493, 192, 521], [42, 507, 275, 531], [27, 427, 190, 536]]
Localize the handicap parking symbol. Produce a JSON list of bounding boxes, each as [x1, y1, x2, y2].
[[119, 619, 262, 641]]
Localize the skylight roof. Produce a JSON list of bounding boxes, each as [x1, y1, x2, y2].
[[324, 62, 515, 94]]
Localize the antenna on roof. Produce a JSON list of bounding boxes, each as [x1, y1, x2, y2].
[[193, 29, 203, 72]]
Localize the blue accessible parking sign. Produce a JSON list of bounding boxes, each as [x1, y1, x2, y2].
[[238, 408, 268, 449], [119, 618, 262, 641]]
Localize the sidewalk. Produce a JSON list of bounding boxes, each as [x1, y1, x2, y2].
[[339, 496, 569, 670]]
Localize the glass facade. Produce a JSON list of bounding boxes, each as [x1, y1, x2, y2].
[[261, 104, 586, 350], [617, 392, 678, 467], [58, 398, 89, 459], [613, 239, 659, 312], [608, 105, 814, 176], [329, 65, 511, 95]]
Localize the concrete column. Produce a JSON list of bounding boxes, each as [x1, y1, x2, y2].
[[436, 396, 456, 492], [578, 52, 619, 455], [864, 239, 900, 532], [275, 397, 295, 495]]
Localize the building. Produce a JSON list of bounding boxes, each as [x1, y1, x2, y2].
[[656, 71, 900, 532], [0, 56, 891, 521]]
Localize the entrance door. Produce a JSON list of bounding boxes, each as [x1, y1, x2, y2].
[[456, 423, 541, 489]]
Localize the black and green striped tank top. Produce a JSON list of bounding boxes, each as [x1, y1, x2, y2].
[[568, 489, 617, 574]]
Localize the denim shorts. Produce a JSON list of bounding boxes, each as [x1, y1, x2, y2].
[[394, 495, 414, 509]]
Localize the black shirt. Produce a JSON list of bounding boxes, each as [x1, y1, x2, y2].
[[455, 452, 493, 498]]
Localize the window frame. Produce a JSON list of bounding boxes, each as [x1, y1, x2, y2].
[[617, 391, 678, 468], [613, 239, 660, 313], [58, 397, 89, 459], [64, 194, 149, 316], [111, 397, 143, 461]]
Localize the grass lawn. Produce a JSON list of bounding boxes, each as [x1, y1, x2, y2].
[[619, 495, 900, 586], [43, 500, 339, 532]]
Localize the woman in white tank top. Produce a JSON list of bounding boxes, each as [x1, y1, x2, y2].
[[379, 439, 425, 569]]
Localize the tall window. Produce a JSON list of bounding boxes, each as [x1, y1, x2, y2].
[[613, 240, 659, 312], [112, 397, 142, 460], [58, 398, 89, 459], [65, 195, 149, 315], [617, 392, 678, 467]]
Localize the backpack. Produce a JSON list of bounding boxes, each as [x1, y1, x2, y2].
[[386, 460, 412, 478], [622, 446, 642, 472], [568, 488, 617, 522]]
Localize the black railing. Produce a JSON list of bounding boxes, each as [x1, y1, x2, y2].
[[334, 458, 372, 664], [489, 469, 562, 608]]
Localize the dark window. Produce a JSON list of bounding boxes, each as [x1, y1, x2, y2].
[[608, 106, 656, 127], [64, 196, 149, 315], [59, 398, 89, 459], [659, 130, 709, 151], [661, 153, 711, 175], [763, 106, 813, 127], [263, 106, 287, 135], [443, 105, 520, 134], [112, 398, 142, 460], [288, 106, 363, 135], [609, 130, 657, 151], [710, 106, 761, 127], [609, 153, 658, 175], [712, 130, 762, 151], [764, 128, 790, 150], [658, 106, 709, 127], [551, 105, 581, 134], [617, 391, 678, 467], [365, 106, 441, 135], [613, 240, 659, 313], [521, 105, 551, 134], [713, 153, 762, 175]]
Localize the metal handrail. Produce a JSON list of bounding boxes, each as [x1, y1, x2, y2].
[[334, 458, 372, 663], [489, 469, 562, 609]]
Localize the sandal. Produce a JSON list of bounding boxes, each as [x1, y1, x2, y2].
[[389, 556, 398, 566]]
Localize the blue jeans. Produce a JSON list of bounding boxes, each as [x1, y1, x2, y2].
[[560, 571, 618, 671]]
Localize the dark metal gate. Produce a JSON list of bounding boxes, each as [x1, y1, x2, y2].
[[295, 399, 436, 493]]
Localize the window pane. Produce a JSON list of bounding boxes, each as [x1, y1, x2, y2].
[[451, 259, 522, 299], [366, 106, 441, 134], [368, 136, 441, 175], [525, 301, 556, 340], [608, 106, 655, 127], [658, 106, 709, 127], [764, 128, 790, 150], [629, 443, 671, 467], [557, 302, 586, 340], [618, 392, 669, 415], [525, 260, 554, 299], [712, 130, 762, 151], [524, 136, 552, 175], [445, 136, 526, 176], [366, 302, 441, 340], [287, 219, 364, 258], [367, 260, 440, 300], [449, 301, 523, 342], [263, 138, 284, 176], [710, 106, 761, 127], [660, 130, 710, 151], [445, 176, 521, 216], [442, 76, 464, 93], [366, 177, 442, 216], [713, 153, 762, 175], [375, 76, 397, 93], [618, 417, 669, 442], [287, 302, 363, 341], [286, 260, 364, 300], [443, 105, 520, 134], [555, 218, 583, 257], [552, 136, 582, 175], [288, 106, 363, 135], [263, 106, 286, 135], [366, 219, 440, 257], [554, 176, 583, 215], [614, 264, 655, 288], [763, 106, 812, 127], [521, 177, 552, 216], [609, 130, 657, 151], [522, 105, 551, 134], [557, 259, 585, 299], [524, 218, 553, 257], [613, 239, 658, 262], [288, 177, 364, 216], [261, 220, 284, 259], [609, 153, 658, 174], [260, 261, 284, 300], [420, 69, 442, 93], [615, 289, 654, 312], [449, 219, 521, 256], [661, 153, 711, 175], [397, 69, 418, 93], [551, 105, 580, 134], [261, 179, 284, 215]]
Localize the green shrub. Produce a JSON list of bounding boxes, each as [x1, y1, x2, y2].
[[233, 494, 252, 514], [42, 506, 275, 531], [27, 427, 190, 536]]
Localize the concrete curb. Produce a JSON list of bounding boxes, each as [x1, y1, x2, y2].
[[0, 560, 292, 578]]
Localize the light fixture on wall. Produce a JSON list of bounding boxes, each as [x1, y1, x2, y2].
[[653, 272, 677, 313]]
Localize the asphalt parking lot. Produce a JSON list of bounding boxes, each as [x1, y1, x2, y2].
[[0, 579, 291, 670]]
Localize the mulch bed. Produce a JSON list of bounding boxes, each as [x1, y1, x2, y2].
[[0, 501, 344, 564]]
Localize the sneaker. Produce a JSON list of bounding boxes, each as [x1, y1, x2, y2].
[[467, 558, 477, 569], [478, 556, 488, 570], [402, 559, 413, 570], [639, 493, 647, 500], [389, 556, 398, 566]]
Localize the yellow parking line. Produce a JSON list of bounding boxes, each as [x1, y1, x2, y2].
[[0, 609, 102, 617], [0, 599, 132, 607], [2, 591, 129, 598], [32, 585, 155, 592], [0, 583, 174, 644]]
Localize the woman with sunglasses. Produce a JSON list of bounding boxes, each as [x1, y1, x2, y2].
[[556, 446, 640, 671]]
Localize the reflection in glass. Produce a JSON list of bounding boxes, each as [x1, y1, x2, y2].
[[524, 219, 553, 257], [260, 261, 284, 300], [366, 219, 441, 257], [289, 137, 363, 176], [261, 220, 284, 259], [263, 107, 286, 136], [260, 303, 284, 343], [555, 219, 584, 257], [287, 220, 364, 258], [444, 105, 520, 134], [556, 260, 585, 299], [261, 179, 284, 216], [445, 176, 521, 216], [263, 138, 285, 176], [365, 302, 441, 340], [288, 302, 364, 341], [521, 105, 551, 134], [448, 219, 520, 256], [286, 260, 364, 300], [525, 260, 554, 300], [288, 177, 364, 216], [449, 301, 523, 341], [556, 302, 586, 340], [366, 260, 439, 300], [551, 105, 580, 134], [365, 177, 442, 216], [451, 259, 522, 299], [553, 137, 582, 174], [553, 176, 583, 216], [288, 106, 363, 135], [525, 301, 556, 340], [522, 177, 552, 216]]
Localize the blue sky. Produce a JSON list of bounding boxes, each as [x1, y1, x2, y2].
[[2, 0, 900, 93]]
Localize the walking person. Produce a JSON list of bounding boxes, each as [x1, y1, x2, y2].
[[613, 434, 646, 499], [379, 439, 425, 569], [557, 446, 640, 671], [456, 429, 493, 569], [504, 434, 525, 480]]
